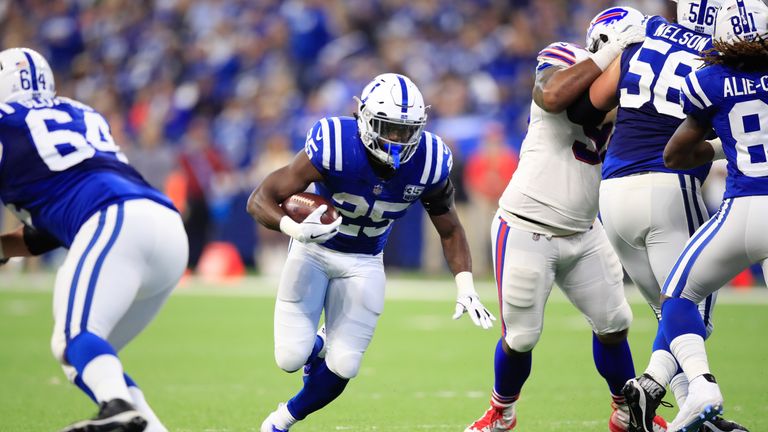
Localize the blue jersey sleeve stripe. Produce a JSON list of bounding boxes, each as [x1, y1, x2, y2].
[[688, 72, 712, 107], [549, 46, 576, 58], [320, 118, 331, 170], [332, 117, 343, 171], [420, 132, 434, 184], [432, 135, 445, 184], [327, 118, 336, 170], [22, 51, 39, 91], [682, 80, 705, 110]]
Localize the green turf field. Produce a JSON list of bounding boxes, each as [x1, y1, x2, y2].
[[1, 275, 767, 431]]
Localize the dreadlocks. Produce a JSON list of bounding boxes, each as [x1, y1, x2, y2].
[[701, 35, 768, 72]]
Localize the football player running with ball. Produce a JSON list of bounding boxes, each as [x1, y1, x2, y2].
[[463, 8, 664, 432], [659, 0, 768, 430], [247, 73, 495, 432], [581, 1, 748, 430], [0, 48, 188, 432]]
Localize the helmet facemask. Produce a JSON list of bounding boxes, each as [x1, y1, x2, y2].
[[356, 97, 426, 169]]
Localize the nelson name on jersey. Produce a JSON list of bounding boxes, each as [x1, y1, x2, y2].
[[652, 21, 711, 51]]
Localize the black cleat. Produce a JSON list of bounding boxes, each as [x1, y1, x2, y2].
[[623, 374, 670, 432], [701, 416, 750, 432], [59, 398, 147, 432]]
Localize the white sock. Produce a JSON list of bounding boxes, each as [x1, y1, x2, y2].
[[274, 404, 298, 429], [669, 334, 710, 380], [81, 354, 132, 403], [669, 372, 689, 407], [645, 350, 678, 387], [128, 386, 168, 432]]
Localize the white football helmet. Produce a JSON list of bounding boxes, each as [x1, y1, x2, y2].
[[673, 0, 724, 34], [714, 0, 768, 42], [586, 6, 646, 53], [355, 73, 427, 169], [0, 48, 55, 103]]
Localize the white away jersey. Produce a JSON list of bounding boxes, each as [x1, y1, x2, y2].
[[500, 42, 611, 233]]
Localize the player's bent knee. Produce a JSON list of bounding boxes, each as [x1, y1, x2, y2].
[[274, 346, 312, 373], [595, 301, 633, 336], [50, 332, 67, 364], [326, 351, 363, 379], [504, 331, 541, 353]]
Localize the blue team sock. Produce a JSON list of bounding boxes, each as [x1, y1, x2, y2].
[[493, 338, 531, 402], [72, 372, 136, 404], [287, 360, 349, 420], [64, 331, 119, 375], [661, 298, 706, 341], [652, 323, 670, 352], [592, 333, 635, 396]]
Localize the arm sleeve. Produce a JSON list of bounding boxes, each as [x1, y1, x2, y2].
[[420, 178, 455, 216], [566, 90, 608, 127], [23, 225, 62, 255], [536, 42, 579, 72]]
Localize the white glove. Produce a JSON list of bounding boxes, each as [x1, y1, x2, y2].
[[591, 24, 647, 70], [451, 272, 496, 329], [279, 204, 342, 244]]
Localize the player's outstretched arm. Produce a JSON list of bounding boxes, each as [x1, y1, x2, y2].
[[533, 61, 605, 114], [422, 179, 495, 329], [664, 115, 718, 169], [247, 150, 341, 243]]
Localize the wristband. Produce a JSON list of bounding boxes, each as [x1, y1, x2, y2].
[[589, 43, 621, 71], [279, 215, 301, 239], [707, 138, 725, 161], [455, 271, 477, 298]]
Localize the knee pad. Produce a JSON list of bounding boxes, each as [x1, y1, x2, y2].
[[504, 330, 541, 353], [274, 345, 311, 373], [595, 301, 633, 335], [325, 350, 363, 379]]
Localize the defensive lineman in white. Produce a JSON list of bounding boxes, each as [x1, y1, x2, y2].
[[247, 73, 494, 432], [463, 9, 665, 432], [660, 0, 768, 430], [0, 48, 188, 432]]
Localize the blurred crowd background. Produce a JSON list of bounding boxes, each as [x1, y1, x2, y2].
[[3, 0, 750, 282]]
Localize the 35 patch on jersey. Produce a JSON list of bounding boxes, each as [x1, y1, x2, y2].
[[403, 184, 425, 201]]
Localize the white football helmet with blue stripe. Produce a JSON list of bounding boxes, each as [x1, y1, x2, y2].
[[674, 0, 724, 34], [714, 0, 768, 42], [355, 73, 427, 169], [0, 47, 56, 103], [586, 6, 646, 53]]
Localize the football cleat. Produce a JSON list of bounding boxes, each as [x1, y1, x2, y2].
[[610, 400, 667, 432], [623, 374, 672, 432], [464, 400, 517, 432], [700, 416, 749, 432], [669, 375, 723, 432], [59, 398, 147, 432]]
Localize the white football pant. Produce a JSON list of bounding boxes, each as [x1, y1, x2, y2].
[[491, 210, 632, 353], [273, 241, 385, 379], [663, 196, 768, 302], [50, 199, 188, 363], [600, 173, 716, 330]]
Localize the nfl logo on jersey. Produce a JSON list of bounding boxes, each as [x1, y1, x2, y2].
[[403, 184, 425, 201]]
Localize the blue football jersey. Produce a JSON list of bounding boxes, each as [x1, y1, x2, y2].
[[604, 16, 712, 182], [0, 97, 174, 247], [304, 116, 451, 255], [681, 66, 768, 198]]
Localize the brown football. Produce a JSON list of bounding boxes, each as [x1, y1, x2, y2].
[[281, 192, 340, 224]]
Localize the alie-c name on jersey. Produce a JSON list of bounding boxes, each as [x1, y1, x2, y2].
[[603, 15, 712, 183], [304, 116, 451, 255], [681, 66, 768, 198], [0, 97, 173, 247]]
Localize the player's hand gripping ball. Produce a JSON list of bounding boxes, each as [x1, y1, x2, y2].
[[281, 192, 339, 224]]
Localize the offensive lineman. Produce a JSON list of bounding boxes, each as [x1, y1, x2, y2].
[[247, 73, 495, 432], [581, 1, 748, 430], [463, 8, 662, 432], [0, 48, 187, 432], [660, 0, 768, 430]]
